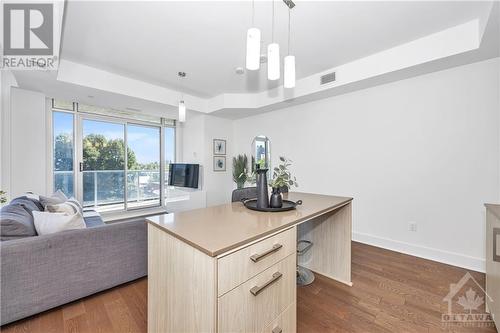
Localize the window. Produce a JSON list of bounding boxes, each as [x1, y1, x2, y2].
[[51, 99, 175, 212], [53, 111, 74, 197], [127, 124, 161, 208], [82, 119, 126, 210]]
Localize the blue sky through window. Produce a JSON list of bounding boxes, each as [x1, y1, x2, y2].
[[127, 124, 159, 165], [164, 127, 175, 165], [53, 112, 73, 135]]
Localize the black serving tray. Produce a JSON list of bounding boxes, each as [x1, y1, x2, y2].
[[242, 198, 302, 212]]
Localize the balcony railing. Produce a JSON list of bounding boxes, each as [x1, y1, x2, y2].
[[54, 169, 186, 210]]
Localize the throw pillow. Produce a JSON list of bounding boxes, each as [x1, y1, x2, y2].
[[67, 197, 83, 214], [39, 190, 69, 208], [0, 204, 37, 238], [45, 202, 78, 214], [10, 196, 44, 212], [32, 211, 86, 235]]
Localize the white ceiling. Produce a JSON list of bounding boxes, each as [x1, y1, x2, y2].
[[61, 0, 494, 98]]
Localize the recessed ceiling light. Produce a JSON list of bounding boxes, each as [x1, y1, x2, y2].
[[235, 67, 245, 75]]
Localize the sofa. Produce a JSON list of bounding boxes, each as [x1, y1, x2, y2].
[[0, 195, 147, 325]]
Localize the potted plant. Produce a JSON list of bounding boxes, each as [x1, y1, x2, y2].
[[0, 190, 7, 206], [232, 154, 249, 189], [269, 157, 298, 208]]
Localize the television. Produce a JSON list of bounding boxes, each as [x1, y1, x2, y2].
[[168, 163, 199, 189]]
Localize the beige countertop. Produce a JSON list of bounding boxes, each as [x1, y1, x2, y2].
[[485, 203, 500, 219], [146, 192, 353, 257]]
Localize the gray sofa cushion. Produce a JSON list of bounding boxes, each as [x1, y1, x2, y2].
[[0, 204, 37, 240], [0, 235, 28, 241]]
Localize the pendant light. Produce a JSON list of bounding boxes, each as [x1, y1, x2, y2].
[[284, 7, 295, 88], [246, 0, 261, 70], [268, 0, 280, 81], [178, 72, 186, 123], [178, 100, 186, 123]]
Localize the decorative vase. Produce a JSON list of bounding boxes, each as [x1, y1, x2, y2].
[[269, 187, 283, 208], [236, 181, 245, 189], [256, 167, 269, 209]]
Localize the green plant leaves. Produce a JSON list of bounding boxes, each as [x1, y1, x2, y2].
[[269, 156, 298, 190], [232, 154, 248, 184]]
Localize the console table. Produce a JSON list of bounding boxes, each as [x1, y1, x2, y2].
[[146, 192, 353, 333]]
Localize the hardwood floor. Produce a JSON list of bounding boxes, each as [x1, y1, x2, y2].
[[2, 242, 497, 333]]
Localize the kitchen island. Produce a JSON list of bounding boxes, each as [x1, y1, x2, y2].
[[146, 192, 353, 333]]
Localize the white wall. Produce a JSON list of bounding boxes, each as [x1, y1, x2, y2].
[[0, 70, 18, 201], [3, 88, 48, 198], [173, 111, 233, 211], [233, 58, 500, 271], [204, 115, 234, 206]]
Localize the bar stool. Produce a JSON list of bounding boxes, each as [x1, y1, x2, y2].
[[297, 240, 315, 286]]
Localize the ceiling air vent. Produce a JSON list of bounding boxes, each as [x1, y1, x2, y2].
[[320, 72, 336, 85]]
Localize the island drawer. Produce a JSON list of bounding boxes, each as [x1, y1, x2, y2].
[[217, 227, 296, 296], [218, 254, 296, 333], [262, 302, 296, 333]]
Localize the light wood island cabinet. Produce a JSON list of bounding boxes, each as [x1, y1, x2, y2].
[[147, 192, 353, 333]]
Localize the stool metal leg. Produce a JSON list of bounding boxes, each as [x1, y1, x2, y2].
[[297, 240, 315, 286]]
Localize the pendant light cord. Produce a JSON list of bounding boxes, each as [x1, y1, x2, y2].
[[272, 0, 275, 42], [287, 8, 291, 55], [252, 0, 255, 26], [180, 78, 183, 101]]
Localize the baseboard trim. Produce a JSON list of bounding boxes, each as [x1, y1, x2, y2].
[[352, 232, 485, 273]]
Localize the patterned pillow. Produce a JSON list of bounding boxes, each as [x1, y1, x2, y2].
[[67, 197, 83, 214]]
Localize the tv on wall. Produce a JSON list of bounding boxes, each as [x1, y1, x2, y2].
[[168, 163, 199, 189]]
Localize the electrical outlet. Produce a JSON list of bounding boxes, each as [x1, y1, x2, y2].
[[408, 222, 417, 232]]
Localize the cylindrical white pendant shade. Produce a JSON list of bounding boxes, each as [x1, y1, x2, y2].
[[178, 101, 186, 122], [284, 55, 295, 88], [246, 28, 261, 70], [267, 43, 280, 80]]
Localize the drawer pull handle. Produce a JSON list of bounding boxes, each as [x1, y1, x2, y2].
[[250, 244, 283, 262], [250, 272, 282, 296], [272, 327, 282, 333]]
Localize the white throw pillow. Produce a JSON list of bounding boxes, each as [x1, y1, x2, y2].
[[32, 211, 86, 235]]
